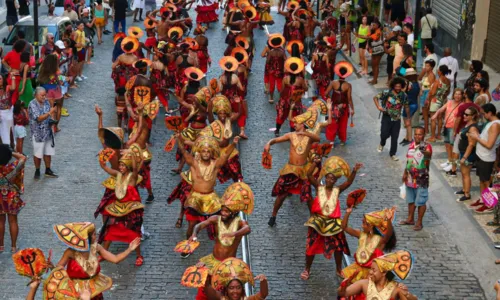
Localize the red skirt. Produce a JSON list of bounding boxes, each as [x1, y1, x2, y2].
[[102, 209, 143, 243], [138, 160, 152, 190], [271, 173, 312, 202], [94, 188, 115, 219], [167, 178, 191, 205], [195, 3, 219, 24], [306, 228, 350, 258], [217, 155, 243, 184]]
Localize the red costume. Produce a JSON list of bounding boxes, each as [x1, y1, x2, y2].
[[222, 83, 246, 128], [197, 45, 210, 73], [195, 0, 219, 24], [66, 259, 104, 300], [276, 84, 304, 128], [151, 68, 169, 109], [111, 63, 138, 92], [264, 50, 285, 96], [312, 54, 330, 98], [326, 81, 350, 143]]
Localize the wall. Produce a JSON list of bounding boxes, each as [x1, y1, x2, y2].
[[469, 0, 489, 61]]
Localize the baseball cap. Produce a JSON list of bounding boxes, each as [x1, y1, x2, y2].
[[392, 25, 402, 32], [55, 40, 65, 49]]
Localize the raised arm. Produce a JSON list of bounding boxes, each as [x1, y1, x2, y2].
[[176, 133, 195, 166], [307, 156, 321, 191], [216, 136, 240, 168], [338, 163, 362, 192], [95, 104, 103, 130], [97, 237, 140, 263], [251, 275, 269, 300], [341, 208, 361, 238]]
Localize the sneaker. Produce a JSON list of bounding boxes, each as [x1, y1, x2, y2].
[[45, 169, 59, 178], [181, 252, 191, 259], [61, 107, 69, 117], [391, 155, 399, 161], [454, 190, 465, 195], [440, 161, 451, 168], [443, 164, 453, 172], [34, 169, 41, 180], [75, 76, 83, 82], [268, 216, 276, 227], [81, 75, 88, 80], [456, 195, 471, 202], [494, 242, 500, 249], [399, 138, 408, 145], [446, 170, 457, 177], [146, 195, 155, 203], [377, 145, 383, 152], [469, 199, 483, 208], [141, 231, 151, 241], [475, 205, 494, 214]]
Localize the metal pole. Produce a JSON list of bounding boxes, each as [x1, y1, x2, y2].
[[316, 0, 320, 20], [33, 0, 39, 61], [414, 0, 422, 69], [239, 211, 254, 296]]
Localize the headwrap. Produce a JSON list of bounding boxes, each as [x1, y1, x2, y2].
[[319, 156, 351, 179], [212, 95, 232, 114], [193, 136, 221, 159], [211, 258, 254, 290], [209, 78, 220, 94], [365, 207, 396, 236], [293, 110, 317, 128], [221, 182, 254, 214], [373, 250, 413, 280], [53, 222, 96, 252]]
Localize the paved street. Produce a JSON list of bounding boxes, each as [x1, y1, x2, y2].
[[0, 9, 496, 300]]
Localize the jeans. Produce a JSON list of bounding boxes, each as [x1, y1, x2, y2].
[[380, 114, 401, 156], [114, 19, 126, 33]]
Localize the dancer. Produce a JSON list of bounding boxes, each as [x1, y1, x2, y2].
[[311, 40, 330, 98], [264, 34, 286, 104], [265, 110, 320, 226], [302, 156, 362, 280], [219, 56, 246, 136]]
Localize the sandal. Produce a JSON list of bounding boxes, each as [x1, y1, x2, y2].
[[175, 218, 183, 228], [426, 137, 436, 143], [300, 270, 310, 280], [11, 247, 17, 253], [399, 220, 415, 226], [496, 259, 500, 265], [413, 225, 423, 231], [239, 133, 248, 139], [135, 256, 144, 267]]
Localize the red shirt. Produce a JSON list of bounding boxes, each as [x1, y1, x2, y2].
[[454, 102, 481, 134], [3, 51, 21, 70]]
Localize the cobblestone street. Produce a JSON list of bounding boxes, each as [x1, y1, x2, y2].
[[0, 10, 493, 300]]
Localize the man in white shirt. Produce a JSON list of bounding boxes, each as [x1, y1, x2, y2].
[[62, 4, 79, 21], [423, 43, 438, 74], [438, 47, 459, 98], [420, 8, 438, 55]]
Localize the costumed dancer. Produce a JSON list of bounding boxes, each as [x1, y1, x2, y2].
[[277, 1, 298, 41], [219, 56, 246, 138], [195, 0, 219, 27], [302, 156, 362, 280], [205, 258, 268, 300], [178, 66, 203, 127], [188, 182, 253, 299], [229, 5, 258, 71], [0, 145, 26, 253], [341, 206, 397, 283], [324, 35, 338, 78], [111, 35, 139, 94], [206, 95, 243, 183], [48, 222, 140, 299], [338, 250, 418, 300], [230, 47, 249, 139], [324, 61, 354, 145], [194, 25, 212, 80], [311, 40, 331, 98], [264, 34, 286, 104], [143, 17, 159, 59], [150, 45, 170, 110], [257, 0, 274, 28], [175, 134, 240, 253], [264, 110, 320, 227], [175, 35, 199, 95], [275, 57, 307, 137]]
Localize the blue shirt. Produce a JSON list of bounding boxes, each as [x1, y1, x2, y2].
[[28, 99, 52, 142]]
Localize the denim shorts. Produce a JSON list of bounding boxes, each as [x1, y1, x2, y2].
[[443, 127, 454, 144], [403, 104, 418, 118], [420, 89, 429, 107], [406, 186, 428, 207]]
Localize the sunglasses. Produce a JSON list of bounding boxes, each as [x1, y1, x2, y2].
[[463, 113, 473, 116]]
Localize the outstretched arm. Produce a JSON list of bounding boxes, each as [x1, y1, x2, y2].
[[189, 216, 218, 241], [264, 134, 290, 152], [338, 163, 363, 192], [97, 238, 141, 263]]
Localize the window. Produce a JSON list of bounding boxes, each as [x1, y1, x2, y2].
[[5, 25, 58, 45]]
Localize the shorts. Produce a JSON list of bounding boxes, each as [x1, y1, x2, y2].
[[429, 99, 443, 113], [14, 125, 26, 139], [6, 16, 18, 26], [476, 157, 495, 182], [420, 90, 429, 107], [32, 137, 55, 159], [77, 49, 86, 62], [405, 186, 428, 207], [443, 127, 453, 144], [359, 41, 367, 49], [459, 151, 477, 164], [402, 104, 417, 118], [95, 18, 106, 27]]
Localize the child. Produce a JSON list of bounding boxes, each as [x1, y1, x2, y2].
[[13, 100, 29, 154], [115, 87, 128, 130]]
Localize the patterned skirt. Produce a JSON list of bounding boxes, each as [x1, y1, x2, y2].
[[217, 155, 243, 184], [167, 178, 192, 205], [94, 188, 115, 219], [100, 209, 144, 244], [0, 193, 25, 215], [306, 228, 350, 258], [271, 173, 312, 203], [138, 161, 152, 190]]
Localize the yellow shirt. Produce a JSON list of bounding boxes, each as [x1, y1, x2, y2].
[[74, 30, 86, 51]]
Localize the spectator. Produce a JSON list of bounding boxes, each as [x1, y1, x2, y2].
[[403, 23, 414, 46], [390, 0, 407, 23], [420, 7, 438, 55], [355, 19, 383, 85], [434, 88, 463, 176], [474, 78, 489, 106], [28, 87, 58, 179], [477, 70, 492, 102], [15, 31, 34, 56], [399, 68, 420, 146], [54, 40, 72, 99], [132, 0, 145, 22], [102, 0, 112, 34], [38, 54, 65, 132], [426, 65, 451, 142], [72, 21, 88, 81], [468, 103, 500, 213], [456, 106, 480, 202], [48, 3, 55, 16], [114, 0, 128, 33], [5, 0, 18, 32], [41, 33, 56, 60], [18, 0, 30, 17], [438, 47, 459, 98], [392, 32, 407, 75], [18, 52, 33, 108], [422, 43, 438, 74], [80, 8, 95, 64], [384, 26, 401, 82], [0, 74, 16, 147], [400, 127, 432, 231], [94, 0, 107, 44], [357, 16, 370, 75], [419, 59, 436, 136], [2, 40, 27, 106], [465, 60, 483, 93], [63, 4, 79, 22], [374, 77, 410, 160], [75, 0, 86, 18], [63, 0, 74, 9], [0, 145, 26, 254], [13, 100, 28, 154]]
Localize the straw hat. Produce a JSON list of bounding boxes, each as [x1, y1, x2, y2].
[[286, 40, 304, 54], [121, 37, 139, 53], [243, 6, 257, 19], [219, 56, 239, 72], [133, 58, 152, 69], [287, 0, 299, 10], [284, 57, 304, 74], [53, 222, 96, 252], [144, 17, 156, 29], [113, 32, 127, 44], [235, 36, 249, 49], [184, 67, 205, 81], [168, 26, 184, 40], [98, 127, 124, 149], [231, 47, 249, 64], [268, 33, 285, 48], [184, 37, 199, 50], [165, 2, 178, 11], [127, 26, 144, 39], [194, 24, 207, 35], [334, 61, 353, 79]]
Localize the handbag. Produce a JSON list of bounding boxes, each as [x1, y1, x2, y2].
[[424, 15, 437, 38]]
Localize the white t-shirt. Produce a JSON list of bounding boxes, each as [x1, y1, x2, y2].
[[407, 33, 414, 47]]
